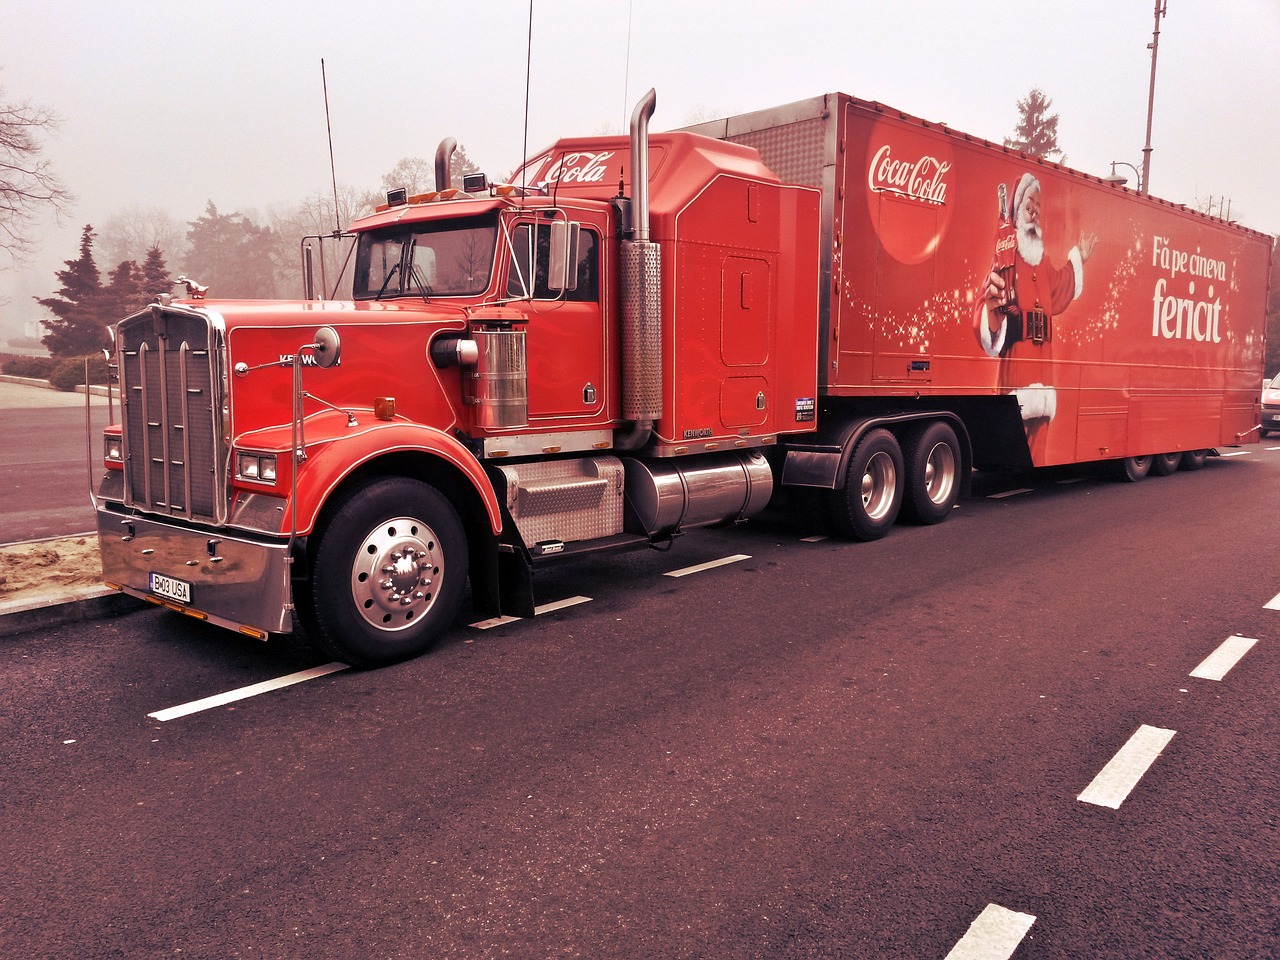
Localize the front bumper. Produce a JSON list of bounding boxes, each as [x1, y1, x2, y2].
[[96, 504, 295, 636]]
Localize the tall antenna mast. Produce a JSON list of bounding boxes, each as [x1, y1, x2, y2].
[[321, 58, 342, 233], [622, 0, 635, 130], [521, 1, 533, 194]]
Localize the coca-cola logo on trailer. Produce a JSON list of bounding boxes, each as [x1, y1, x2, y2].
[[867, 145, 951, 206], [862, 115, 955, 265]]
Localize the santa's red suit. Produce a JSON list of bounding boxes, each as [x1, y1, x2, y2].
[[975, 175, 1085, 461]]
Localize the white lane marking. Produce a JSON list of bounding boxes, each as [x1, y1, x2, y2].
[[1218, 450, 1251, 457], [1078, 725, 1176, 809], [944, 904, 1036, 960], [1267, 446, 1280, 452], [149, 663, 349, 722], [469, 595, 592, 630], [988, 488, 1033, 500], [664, 554, 751, 578], [1265, 591, 1280, 611], [1055, 477, 1085, 484], [1190, 635, 1258, 681], [800, 535, 828, 543]]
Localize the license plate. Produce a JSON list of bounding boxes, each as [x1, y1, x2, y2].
[[149, 572, 192, 604]]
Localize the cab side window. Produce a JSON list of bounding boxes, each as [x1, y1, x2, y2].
[[507, 223, 599, 302]]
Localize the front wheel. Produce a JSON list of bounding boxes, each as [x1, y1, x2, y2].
[[305, 477, 468, 668], [824, 428, 904, 541], [901, 421, 961, 524]]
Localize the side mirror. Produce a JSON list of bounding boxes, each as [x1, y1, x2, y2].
[[310, 326, 342, 368], [547, 220, 581, 293]]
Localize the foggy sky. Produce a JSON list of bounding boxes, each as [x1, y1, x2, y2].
[[1, 0, 1276, 329]]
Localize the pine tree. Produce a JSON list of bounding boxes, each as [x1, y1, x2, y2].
[[139, 245, 173, 302], [183, 201, 279, 298], [102, 258, 143, 322], [1003, 88, 1064, 162], [37, 224, 109, 356]]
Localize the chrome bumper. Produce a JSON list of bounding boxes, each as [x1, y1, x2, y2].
[[96, 505, 294, 635]]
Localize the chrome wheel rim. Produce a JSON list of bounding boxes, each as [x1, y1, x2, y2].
[[924, 441, 957, 506], [861, 451, 897, 521], [350, 516, 444, 631]]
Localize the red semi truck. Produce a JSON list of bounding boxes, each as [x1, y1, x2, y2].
[[93, 90, 1272, 666]]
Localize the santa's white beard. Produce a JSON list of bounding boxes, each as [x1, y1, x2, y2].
[[1017, 224, 1044, 266]]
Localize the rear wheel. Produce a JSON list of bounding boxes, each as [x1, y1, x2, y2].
[[1114, 455, 1152, 483], [306, 477, 467, 668], [824, 428, 904, 541], [1180, 449, 1210, 471], [902, 421, 961, 524], [1151, 452, 1182, 476]]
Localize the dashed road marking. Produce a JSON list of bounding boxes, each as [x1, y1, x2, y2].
[[944, 904, 1036, 960], [1264, 591, 1280, 611], [470, 595, 593, 630], [1190, 635, 1258, 681], [1218, 450, 1251, 457], [800, 535, 828, 543], [149, 663, 349, 721], [988, 488, 1033, 500], [1078, 724, 1176, 809], [664, 554, 751, 578]]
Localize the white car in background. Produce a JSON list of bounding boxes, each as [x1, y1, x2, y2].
[[1262, 376, 1280, 437]]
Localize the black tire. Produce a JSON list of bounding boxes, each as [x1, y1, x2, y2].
[[1114, 455, 1152, 483], [306, 477, 467, 667], [1151, 451, 1182, 476], [901, 421, 962, 524], [1180, 449, 1210, 471], [824, 428, 904, 541]]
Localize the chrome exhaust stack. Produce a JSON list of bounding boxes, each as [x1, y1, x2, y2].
[[435, 137, 457, 191], [615, 88, 662, 451]]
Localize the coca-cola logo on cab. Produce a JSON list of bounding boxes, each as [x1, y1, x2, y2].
[[867, 145, 951, 206], [537, 150, 617, 186]]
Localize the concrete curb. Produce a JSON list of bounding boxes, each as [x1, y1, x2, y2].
[[0, 373, 114, 397], [0, 587, 147, 639]]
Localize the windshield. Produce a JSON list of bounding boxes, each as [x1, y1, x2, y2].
[[353, 212, 499, 300]]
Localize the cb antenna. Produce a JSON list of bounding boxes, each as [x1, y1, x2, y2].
[[321, 58, 342, 234], [520, 1, 533, 195]]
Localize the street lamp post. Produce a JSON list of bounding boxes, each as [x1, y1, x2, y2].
[[1105, 161, 1144, 192], [1141, 0, 1168, 196]]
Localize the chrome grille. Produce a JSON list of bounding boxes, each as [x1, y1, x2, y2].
[[117, 307, 223, 522]]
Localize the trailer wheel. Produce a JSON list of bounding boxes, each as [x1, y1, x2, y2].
[[901, 421, 961, 524], [825, 428, 904, 541], [1114, 455, 1152, 483], [1180, 449, 1209, 471], [307, 477, 467, 668], [1151, 452, 1182, 476]]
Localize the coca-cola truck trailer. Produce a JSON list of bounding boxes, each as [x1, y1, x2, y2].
[[93, 90, 1272, 666]]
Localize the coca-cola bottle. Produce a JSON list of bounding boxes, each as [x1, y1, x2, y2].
[[994, 182, 1019, 316]]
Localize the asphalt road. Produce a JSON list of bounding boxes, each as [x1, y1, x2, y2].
[[3, 446, 1278, 958], [0, 381, 114, 543]]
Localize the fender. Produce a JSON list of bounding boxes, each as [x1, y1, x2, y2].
[[277, 421, 502, 537]]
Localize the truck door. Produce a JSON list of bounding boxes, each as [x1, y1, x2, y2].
[[505, 218, 610, 429]]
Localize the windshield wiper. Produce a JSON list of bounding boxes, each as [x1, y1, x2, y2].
[[374, 261, 401, 300]]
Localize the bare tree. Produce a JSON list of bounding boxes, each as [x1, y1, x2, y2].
[[97, 205, 187, 271], [0, 87, 73, 261]]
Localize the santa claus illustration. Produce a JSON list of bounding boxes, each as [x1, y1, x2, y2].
[[975, 171, 1096, 459]]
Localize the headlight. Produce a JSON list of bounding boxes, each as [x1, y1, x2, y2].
[[235, 452, 277, 484], [103, 433, 123, 463]]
